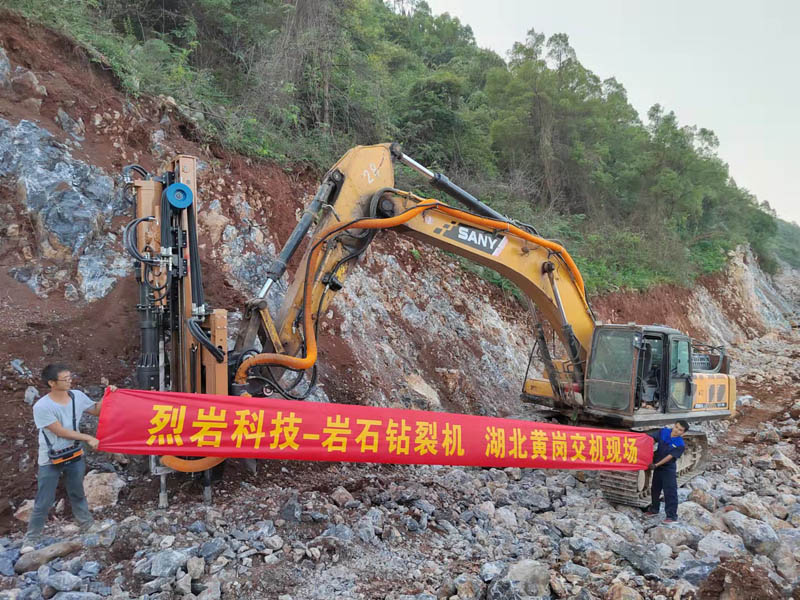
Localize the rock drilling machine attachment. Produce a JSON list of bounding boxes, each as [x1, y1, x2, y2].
[[124, 158, 228, 506]]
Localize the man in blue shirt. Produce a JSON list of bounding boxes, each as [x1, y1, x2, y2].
[[644, 420, 689, 523]]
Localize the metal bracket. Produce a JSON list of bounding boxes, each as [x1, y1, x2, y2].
[[321, 203, 341, 222], [150, 455, 173, 508]]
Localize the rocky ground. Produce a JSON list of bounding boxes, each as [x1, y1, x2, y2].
[[0, 329, 797, 600]]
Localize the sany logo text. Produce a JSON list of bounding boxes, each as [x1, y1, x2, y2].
[[457, 227, 502, 252]]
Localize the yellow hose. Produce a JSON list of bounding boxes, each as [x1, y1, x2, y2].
[[234, 200, 587, 383], [161, 455, 225, 472]]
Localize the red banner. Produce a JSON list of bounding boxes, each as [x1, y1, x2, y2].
[[96, 389, 652, 470]]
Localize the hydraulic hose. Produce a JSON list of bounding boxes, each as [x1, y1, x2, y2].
[[187, 317, 225, 363], [187, 207, 205, 308], [123, 217, 160, 266], [122, 164, 151, 181], [160, 455, 225, 473], [234, 198, 588, 384], [160, 191, 171, 254]]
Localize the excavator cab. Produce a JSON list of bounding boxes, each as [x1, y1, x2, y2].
[[581, 324, 736, 507], [582, 324, 734, 428]]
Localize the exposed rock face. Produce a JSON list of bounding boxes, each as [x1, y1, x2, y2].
[[0, 119, 120, 254], [691, 248, 796, 344], [55, 107, 85, 141], [0, 117, 127, 300], [0, 47, 10, 87], [333, 249, 534, 414], [11, 67, 47, 98]]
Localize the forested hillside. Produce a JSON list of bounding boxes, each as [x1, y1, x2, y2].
[[9, 0, 797, 293]]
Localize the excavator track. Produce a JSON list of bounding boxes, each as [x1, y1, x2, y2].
[[597, 430, 709, 508]]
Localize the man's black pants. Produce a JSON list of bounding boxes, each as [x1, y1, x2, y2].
[[650, 468, 678, 520]]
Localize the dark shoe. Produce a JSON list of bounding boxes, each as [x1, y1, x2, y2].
[[663, 518, 678, 524], [643, 510, 658, 516]]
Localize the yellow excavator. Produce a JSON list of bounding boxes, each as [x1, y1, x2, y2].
[[123, 143, 735, 506]]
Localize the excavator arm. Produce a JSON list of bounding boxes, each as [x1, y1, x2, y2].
[[232, 143, 596, 405]]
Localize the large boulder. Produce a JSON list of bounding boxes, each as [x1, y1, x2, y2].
[[771, 451, 800, 475], [605, 583, 642, 600], [13, 499, 34, 523], [11, 67, 47, 98], [661, 550, 718, 585], [14, 540, 82, 574], [769, 543, 798, 584], [453, 573, 485, 600], [486, 559, 550, 599], [789, 401, 800, 420], [83, 471, 126, 510], [712, 481, 745, 502], [722, 511, 779, 556], [43, 570, 82, 592], [197, 580, 221, 600], [788, 505, 800, 528], [648, 522, 703, 551], [777, 528, 800, 555], [677, 501, 723, 532], [149, 549, 189, 578], [696, 530, 746, 560], [772, 528, 800, 582], [730, 492, 781, 527], [612, 542, 662, 576], [494, 507, 518, 529], [687, 488, 717, 512], [607, 513, 641, 543]]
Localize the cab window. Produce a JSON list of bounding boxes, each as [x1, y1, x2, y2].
[[586, 329, 636, 411], [589, 330, 636, 383], [671, 339, 690, 376], [669, 338, 692, 410]]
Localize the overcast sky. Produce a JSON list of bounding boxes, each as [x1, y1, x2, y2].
[[426, 0, 799, 225]]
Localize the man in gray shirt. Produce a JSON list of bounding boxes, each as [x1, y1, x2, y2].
[[24, 363, 114, 547]]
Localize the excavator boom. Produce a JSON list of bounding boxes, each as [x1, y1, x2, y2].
[[232, 143, 594, 404]]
